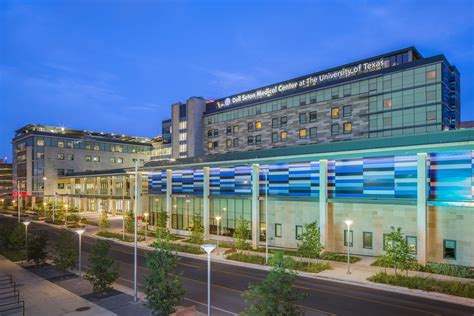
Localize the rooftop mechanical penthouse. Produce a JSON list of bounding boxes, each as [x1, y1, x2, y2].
[[162, 47, 460, 159]]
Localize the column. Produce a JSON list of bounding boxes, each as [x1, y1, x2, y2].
[[319, 160, 330, 250], [203, 167, 210, 239], [417, 153, 428, 265], [251, 164, 260, 250], [166, 169, 172, 230], [137, 173, 142, 216]]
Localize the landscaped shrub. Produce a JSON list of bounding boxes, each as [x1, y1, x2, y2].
[[227, 253, 266, 265], [96, 231, 144, 242], [284, 256, 331, 273], [423, 263, 474, 279], [368, 272, 474, 298], [321, 252, 361, 263]]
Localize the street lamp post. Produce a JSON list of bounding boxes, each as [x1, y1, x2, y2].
[[344, 220, 353, 274], [17, 180, 21, 223], [76, 229, 85, 282], [264, 168, 269, 264], [144, 212, 149, 241], [133, 161, 139, 303], [215, 216, 221, 255], [23, 221, 30, 259], [201, 244, 216, 316]]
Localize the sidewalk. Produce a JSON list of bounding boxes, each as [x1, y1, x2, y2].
[[0, 256, 114, 316]]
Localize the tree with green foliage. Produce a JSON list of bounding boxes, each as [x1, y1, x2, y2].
[[144, 232, 185, 315], [84, 240, 119, 294], [54, 231, 77, 273], [189, 215, 204, 244], [298, 221, 324, 265], [125, 211, 135, 233], [98, 211, 111, 231], [9, 223, 25, 251], [234, 216, 250, 251], [382, 227, 416, 276], [242, 251, 307, 315], [27, 231, 48, 266], [155, 211, 169, 238]]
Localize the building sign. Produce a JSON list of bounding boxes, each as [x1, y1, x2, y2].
[[214, 58, 387, 109]]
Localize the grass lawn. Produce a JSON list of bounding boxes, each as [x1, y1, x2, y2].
[[368, 272, 474, 298], [96, 231, 144, 242]]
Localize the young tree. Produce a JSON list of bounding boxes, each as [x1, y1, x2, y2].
[[298, 221, 324, 265], [28, 231, 48, 266], [84, 240, 119, 294], [155, 211, 169, 238], [98, 211, 111, 231], [243, 251, 307, 316], [54, 231, 77, 273], [189, 215, 204, 244], [234, 216, 250, 251], [144, 234, 185, 315], [382, 227, 415, 276], [9, 223, 25, 250], [125, 211, 135, 233]]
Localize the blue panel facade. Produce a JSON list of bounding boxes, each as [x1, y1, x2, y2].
[[210, 165, 252, 195], [148, 170, 167, 194]]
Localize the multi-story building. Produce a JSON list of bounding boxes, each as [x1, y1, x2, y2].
[[0, 160, 13, 203], [151, 136, 172, 161], [12, 124, 153, 207]]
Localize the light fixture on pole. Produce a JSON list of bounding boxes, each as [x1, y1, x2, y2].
[[215, 216, 222, 255], [200, 244, 216, 316], [17, 180, 21, 223], [133, 160, 139, 303], [144, 212, 149, 241], [76, 229, 85, 282], [23, 221, 30, 259], [264, 167, 269, 265], [344, 219, 353, 274]]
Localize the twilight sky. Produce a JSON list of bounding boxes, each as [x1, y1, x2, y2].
[[1, 0, 473, 160]]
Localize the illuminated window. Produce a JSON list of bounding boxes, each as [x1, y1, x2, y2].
[[255, 121, 262, 130], [233, 125, 239, 134], [67, 154, 74, 161], [57, 153, 64, 160], [331, 107, 340, 119], [280, 131, 287, 141], [36, 139, 44, 147], [117, 145, 123, 152], [94, 144, 100, 151], [343, 122, 352, 134], [208, 142, 213, 150], [36, 152, 44, 159], [299, 128, 307, 139], [111, 145, 116, 152], [85, 143, 91, 150], [67, 141, 73, 149], [117, 157, 123, 164], [58, 141, 64, 148], [426, 70, 437, 80], [383, 99, 392, 108], [85, 155, 91, 161], [93, 156, 100, 162], [226, 139, 232, 148], [110, 157, 116, 163]]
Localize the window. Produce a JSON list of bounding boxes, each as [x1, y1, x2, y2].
[[280, 116, 287, 127], [226, 139, 232, 148], [272, 132, 279, 143], [67, 154, 74, 161], [94, 144, 100, 151], [343, 122, 352, 134], [36, 139, 44, 147], [67, 141, 73, 149], [58, 141, 64, 148], [309, 127, 317, 139], [233, 138, 239, 147], [363, 232, 373, 249], [443, 240, 456, 259], [57, 169, 65, 176], [299, 128, 307, 139], [226, 126, 232, 135], [66, 169, 74, 175], [213, 129, 219, 137], [272, 118, 279, 128], [36, 152, 44, 159], [280, 131, 287, 141], [57, 183, 65, 189], [57, 153, 64, 160], [110, 157, 116, 163], [383, 117, 392, 126], [117, 157, 123, 164], [207, 129, 213, 138], [331, 107, 340, 119], [295, 225, 303, 240], [213, 141, 218, 149], [331, 124, 339, 135], [384, 99, 392, 108], [426, 90, 436, 101], [427, 110, 437, 122], [344, 229, 353, 247], [93, 156, 100, 162], [299, 113, 307, 124], [85, 155, 92, 161], [275, 224, 282, 238], [343, 105, 352, 117], [255, 135, 262, 144], [426, 70, 436, 80], [233, 125, 239, 134], [406, 236, 417, 255], [248, 136, 254, 145], [207, 142, 213, 150], [85, 143, 91, 150], [255, 121, 262, 130], [309, 111, 317, 122], [248, 122, 254, 132]]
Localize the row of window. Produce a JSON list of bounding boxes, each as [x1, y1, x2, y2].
[[204, 65, 440, 125], [30, 137, 150, 154]]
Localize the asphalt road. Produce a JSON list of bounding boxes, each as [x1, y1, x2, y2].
[[5, 217, 474, 316]]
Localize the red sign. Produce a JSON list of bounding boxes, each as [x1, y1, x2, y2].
[[12, 192, 30, 197]]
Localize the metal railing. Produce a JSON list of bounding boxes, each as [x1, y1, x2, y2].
[[0, 275, 25, 316]]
